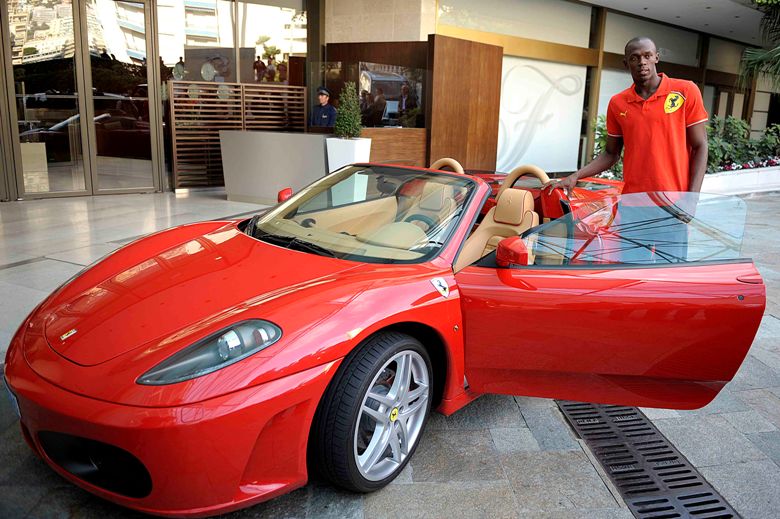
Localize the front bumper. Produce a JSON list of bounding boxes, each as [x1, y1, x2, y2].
[[5, 350, 340, 517]]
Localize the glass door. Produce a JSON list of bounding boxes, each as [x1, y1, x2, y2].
[[84, 0, 156, 192], [2, 0, 160, 198], [9, 0, 90, 196]]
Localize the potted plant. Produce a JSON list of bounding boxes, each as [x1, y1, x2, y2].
[[326, 81, 372, 173]]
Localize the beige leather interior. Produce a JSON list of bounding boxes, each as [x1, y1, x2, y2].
[[294, 197, 397, 236], [400, 182, 456, 229], [454, 188, 539, 272], [496, 164, 551, 200], [429, 157, 465, 175]]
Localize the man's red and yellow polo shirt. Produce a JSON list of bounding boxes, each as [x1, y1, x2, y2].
[[606, 73, 708, 193]]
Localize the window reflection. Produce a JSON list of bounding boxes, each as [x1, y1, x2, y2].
[[237, 1, 306, 84], [9, 0, 85, 193]]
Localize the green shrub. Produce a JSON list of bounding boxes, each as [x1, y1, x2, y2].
[[593, 115, 624, 180], [334, 82, 362, 139]]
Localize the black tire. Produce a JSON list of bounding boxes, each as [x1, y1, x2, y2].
[[312, 332, 432, 492]]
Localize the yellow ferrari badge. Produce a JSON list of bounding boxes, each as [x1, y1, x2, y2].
[[664, 92, 685, 114], [390, 407, 399, 422]]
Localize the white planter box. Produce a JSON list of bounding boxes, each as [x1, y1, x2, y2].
[[702, 165, 780, 196], [326, 137, 371, 173]]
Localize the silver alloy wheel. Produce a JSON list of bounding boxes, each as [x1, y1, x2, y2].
[[353, 350, 430, 481]]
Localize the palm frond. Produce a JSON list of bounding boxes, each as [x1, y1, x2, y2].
[[739, 46, 780, 90]]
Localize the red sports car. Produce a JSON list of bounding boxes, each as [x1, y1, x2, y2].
[[3, 161, 765, 517]]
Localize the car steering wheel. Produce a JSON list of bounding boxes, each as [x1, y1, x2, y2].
[[496, 164, 551, 200], [404, 214, 436, 231], [429, 157, 465, 175]]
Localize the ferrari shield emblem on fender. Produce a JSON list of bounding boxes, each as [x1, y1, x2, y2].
[[431, 278, 450, 298], [664, 92, 685, 114]]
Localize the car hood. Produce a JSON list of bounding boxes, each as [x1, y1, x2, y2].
[[42, 223, 358, 366]]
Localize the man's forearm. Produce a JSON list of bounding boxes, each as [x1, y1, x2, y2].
[[573, 152, 620, 180], [688, 145, 708, 192]]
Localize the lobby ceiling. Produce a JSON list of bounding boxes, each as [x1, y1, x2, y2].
[[586, 0, 763, 46]]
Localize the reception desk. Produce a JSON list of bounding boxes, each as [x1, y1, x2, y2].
[[220, 130, 329, 205]]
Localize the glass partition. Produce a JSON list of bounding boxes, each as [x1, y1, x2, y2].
[[9, 0, 88, 194], [310, 61, 426, 129], [237, 0, 306, 84], [87, 0, 155, 190]]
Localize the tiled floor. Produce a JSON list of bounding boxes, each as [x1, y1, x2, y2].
[[0, 190, 778, 518]]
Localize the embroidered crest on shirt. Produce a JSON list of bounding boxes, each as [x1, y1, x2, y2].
[[619, 110, 628, 118], [664, 92, 685, 114]]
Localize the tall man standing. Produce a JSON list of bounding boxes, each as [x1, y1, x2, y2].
[[545, 37, 709, 195]]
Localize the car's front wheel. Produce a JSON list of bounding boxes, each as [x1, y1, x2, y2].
[[313, 332, 432, 492]]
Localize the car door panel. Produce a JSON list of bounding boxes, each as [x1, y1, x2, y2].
[[456, 261, 765, 409]]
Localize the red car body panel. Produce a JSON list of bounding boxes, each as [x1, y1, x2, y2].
[[457, 261, 765, 409], [3, 164, 765, 516]]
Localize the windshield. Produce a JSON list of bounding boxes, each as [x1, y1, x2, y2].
[[247, 165, 476, 263], [522, 192, 746, 266]]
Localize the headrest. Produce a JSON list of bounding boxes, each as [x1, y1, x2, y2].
[[419, 183, 448, 211], [493, 188, 533, 225]]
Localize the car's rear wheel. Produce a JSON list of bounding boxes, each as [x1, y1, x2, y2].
[[313, 332, 432, 492]]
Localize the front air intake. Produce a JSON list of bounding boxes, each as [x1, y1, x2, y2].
[[38, 431, 152, 498]]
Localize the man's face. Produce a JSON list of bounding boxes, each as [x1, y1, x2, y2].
[[318, 93, 329, 106], [401, 85, 409, 96], [624, 40, 659, 84]]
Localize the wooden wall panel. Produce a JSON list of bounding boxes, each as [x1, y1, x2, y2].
[[427, 35, 502, 171], [362, 128, 427, 167], [326, 42, 428, 70]]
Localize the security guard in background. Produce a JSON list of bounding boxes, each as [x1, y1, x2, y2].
[[310, 86, 337, 127]]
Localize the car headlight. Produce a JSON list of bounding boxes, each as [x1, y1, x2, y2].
[[137, 320, 282, 385]]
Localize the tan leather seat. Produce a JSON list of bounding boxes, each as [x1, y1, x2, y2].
[[400, 182, 455, 230], [454, 188, 539, 272]]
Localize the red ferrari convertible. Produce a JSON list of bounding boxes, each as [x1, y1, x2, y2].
[[3, 160, 765, 517]]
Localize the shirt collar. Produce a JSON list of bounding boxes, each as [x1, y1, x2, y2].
[[626, 73, 670, 103]]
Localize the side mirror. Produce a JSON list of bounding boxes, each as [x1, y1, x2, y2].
[[277, 187, 293, 203], [496, 236, 529, 267]]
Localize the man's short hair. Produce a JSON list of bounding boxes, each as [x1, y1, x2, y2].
[[624, 36, 657, 55]]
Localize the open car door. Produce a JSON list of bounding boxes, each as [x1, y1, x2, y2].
[[455, 192, 765, 409]]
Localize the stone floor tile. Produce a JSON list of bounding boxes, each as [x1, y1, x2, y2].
[[490, 427, 540, 453], [388, 463, 414, 485], [424, 411, 449, 430], [225, 486, 309, 518], [727, 356, 780, 392], [720, 410, 778, 434], [518, 510, 633, 519], [305, 483, 363, 519], [521, 407, 580, 452], [745, 430, 780, 466], [639, 407, 680, 420], [0, 485, 52, 518], [677, 388, 749, 416], [755, 314, 780, 340], [0, 260, 83, 293], [364, 481, 518, 519], [444, 394, 526, 430], [513, 396, 557, 410], [45, 244, 120, 266], [700, 460, 780, 519], [499, 450, 619, 511], [0, 281, 50, 331], [735, 388, 780, 428], [653, 415, 767, 467], [26, 485, 143, 519], [410, 428, 505, 483]]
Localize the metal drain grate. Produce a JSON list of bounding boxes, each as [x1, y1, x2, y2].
[[557, 401, 740, 519]]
